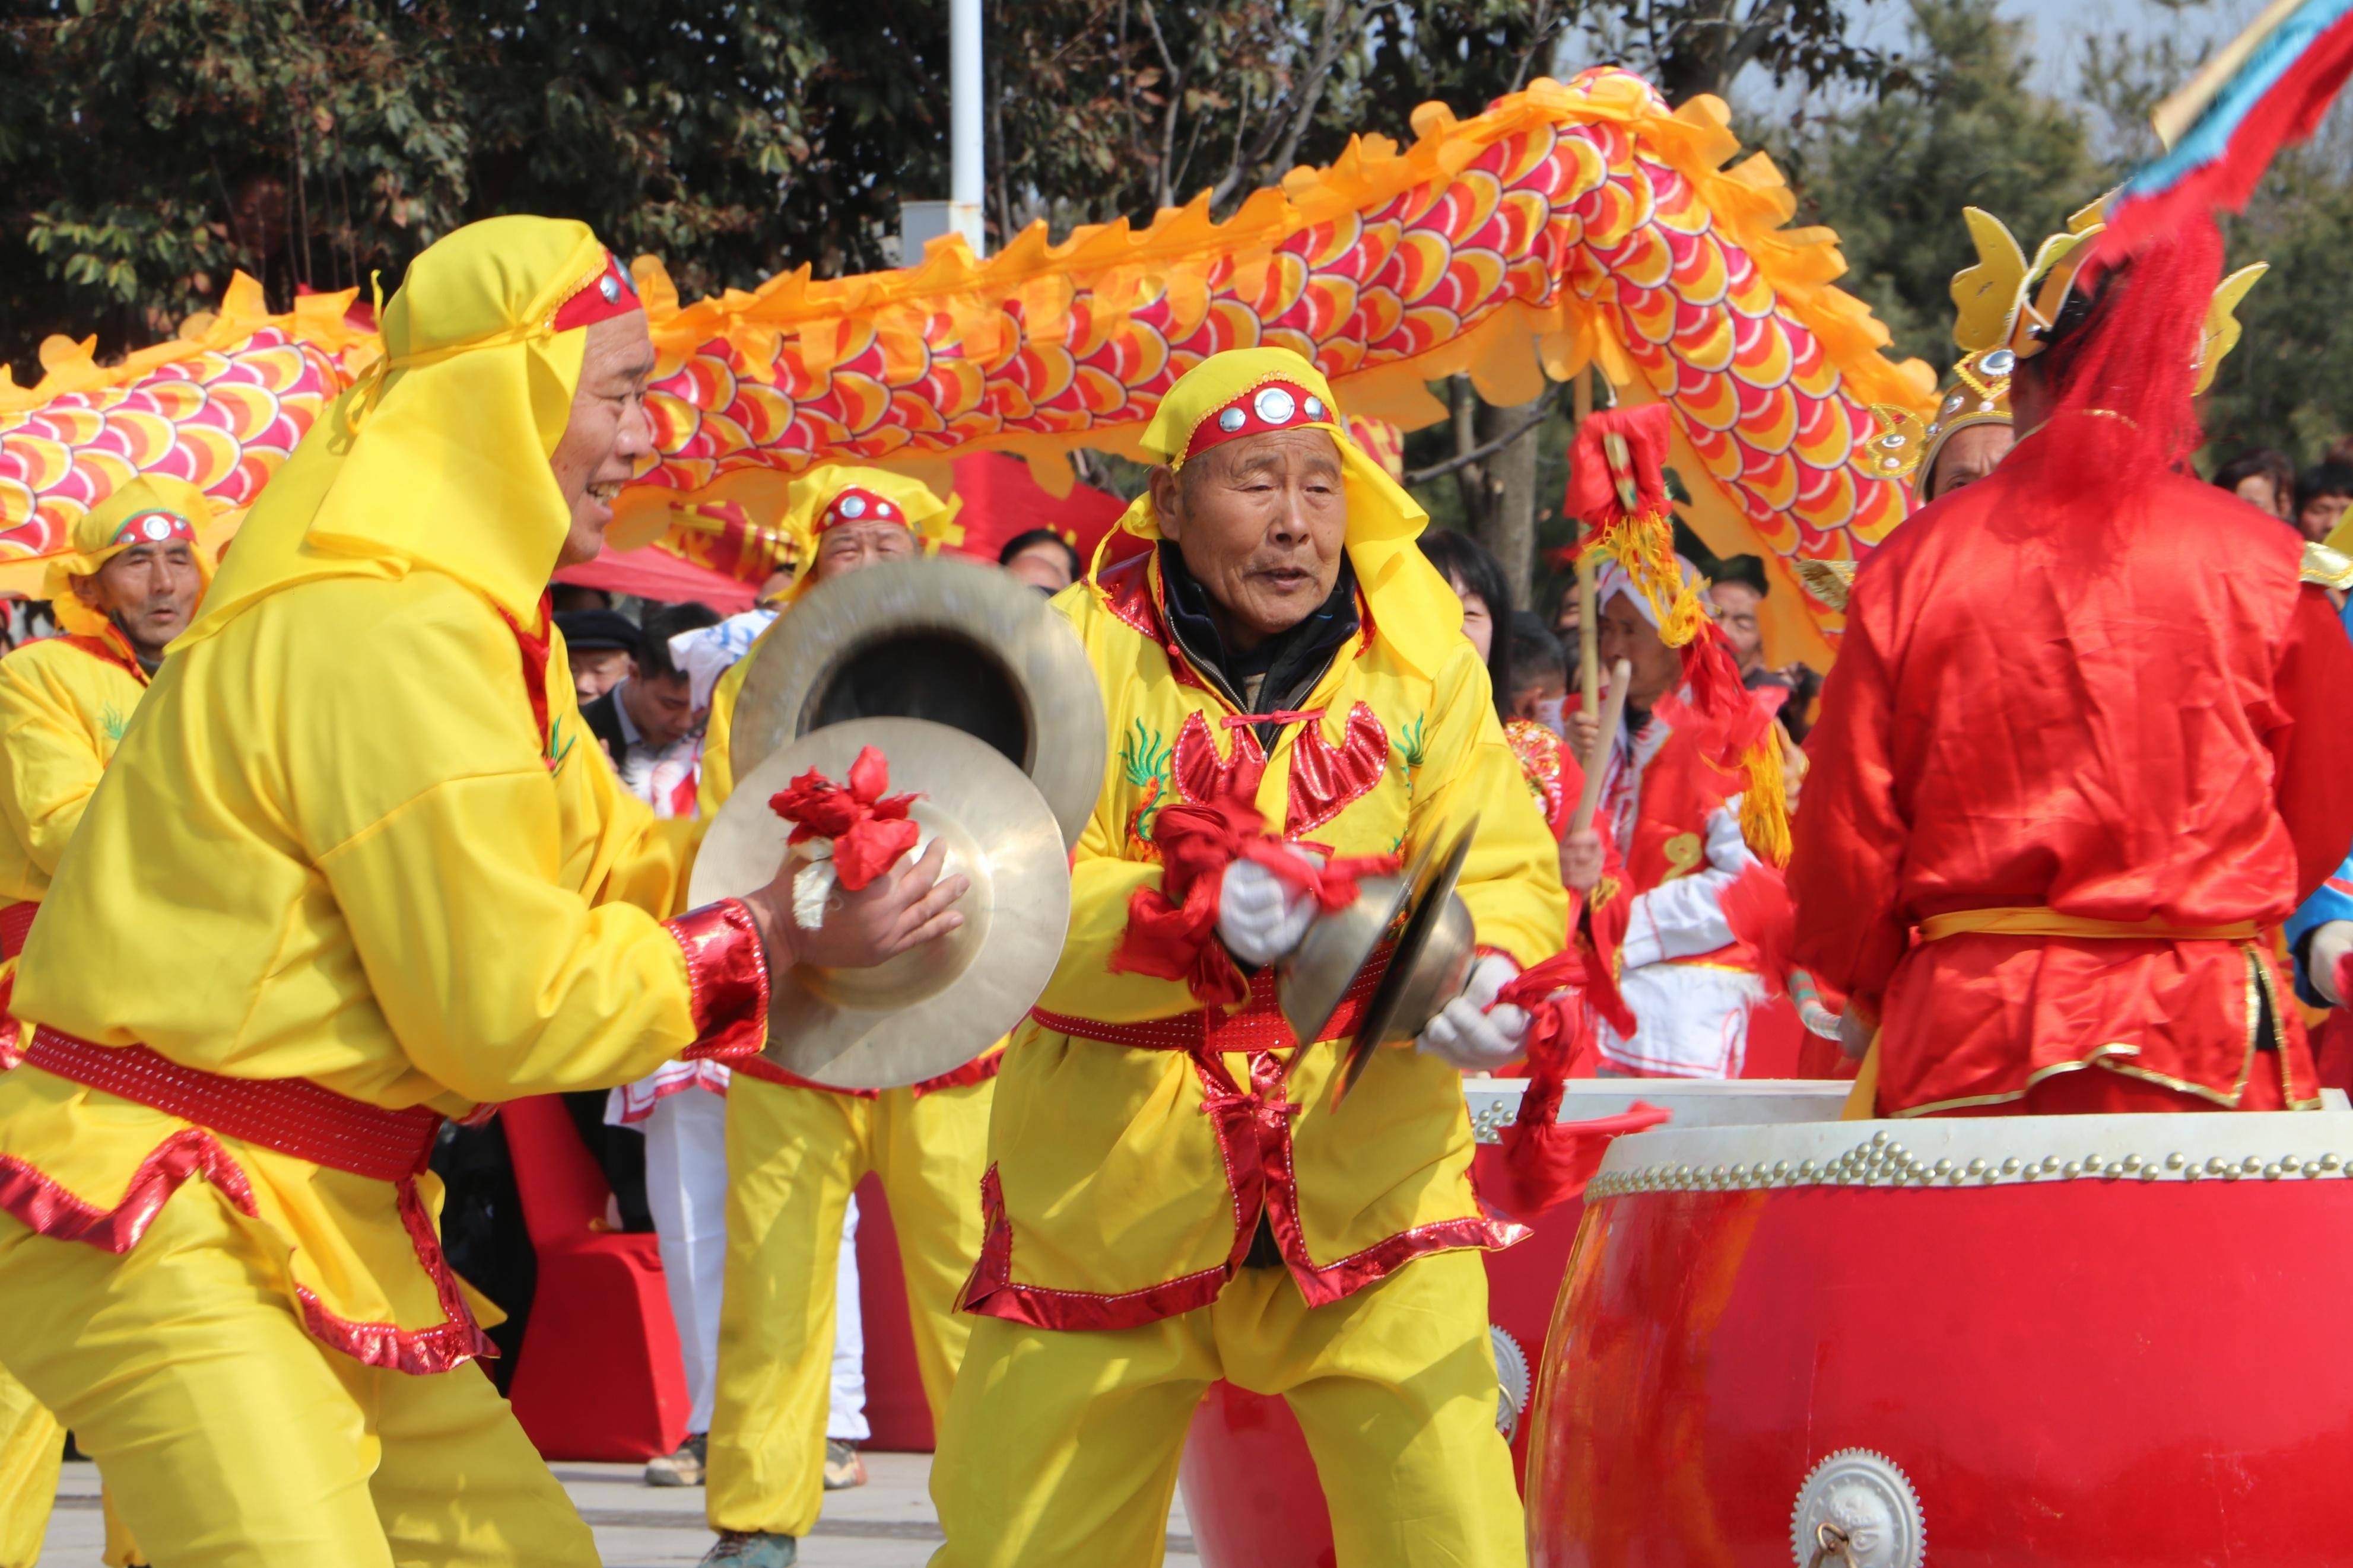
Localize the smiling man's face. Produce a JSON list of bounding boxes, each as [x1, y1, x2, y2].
[[549, 311, 656, 569], [1148, 427, 1347, 651]]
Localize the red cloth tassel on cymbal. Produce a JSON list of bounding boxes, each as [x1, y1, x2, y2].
[[1110, 772, 1397, 1009], [768, 744, 922, 889]]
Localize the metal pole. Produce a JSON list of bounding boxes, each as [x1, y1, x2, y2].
[[950, 0, 986, 254]]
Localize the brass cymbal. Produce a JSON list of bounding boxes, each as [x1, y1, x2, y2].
[[726, 556, 1107, 850], [687, 717, 1072, 1090], [1274, 815, 1479, 1110]]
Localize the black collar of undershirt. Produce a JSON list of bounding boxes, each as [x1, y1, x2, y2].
[[1158, 542, 1359, 746]]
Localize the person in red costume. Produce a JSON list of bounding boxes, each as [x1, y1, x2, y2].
[[1791, 214, 2353, 1117]]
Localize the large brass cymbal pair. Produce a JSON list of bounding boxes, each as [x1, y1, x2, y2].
[[1276, 817, 1481, 1109], [687, 557, 1106, 1090]]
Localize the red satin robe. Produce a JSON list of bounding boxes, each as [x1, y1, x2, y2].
[[1791, 468, 2353, 1115]]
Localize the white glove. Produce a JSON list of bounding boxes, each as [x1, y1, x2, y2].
[[1217, 856, 1319, 966], [1416, 955, 1529, 1071], [2312, 920, 2353, 1006]]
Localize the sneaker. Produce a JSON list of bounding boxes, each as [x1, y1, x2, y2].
[[699, 1532, 797, 1566], [823, 1437, 867, 1490], [644, 1432, 707, 1487]]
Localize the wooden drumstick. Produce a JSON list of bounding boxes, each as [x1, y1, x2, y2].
[[1572, 368, 1601, 720], [1568, 658, 1631, 835]]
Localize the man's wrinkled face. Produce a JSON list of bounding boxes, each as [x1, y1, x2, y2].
[[75, 540, 203, 660], [1148, 428, 1347, 651], [1925, 422, 2012, 501], [550, 311, 657, 569], [1708, 580, 1764, 671], [813, 519, 917, 584], [1597, 590, 1681, 710], [624, 670, 701, 749], [570, 647, 633, 705]]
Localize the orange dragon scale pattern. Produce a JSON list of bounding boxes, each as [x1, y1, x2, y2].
[[0, 69, 1933, 647]]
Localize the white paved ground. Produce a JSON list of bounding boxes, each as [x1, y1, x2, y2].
[[42, 1453, 1198, 1567]]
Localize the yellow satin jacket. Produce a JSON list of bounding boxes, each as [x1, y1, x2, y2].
[[0, 573, 745, 1368], [963, 549, 1566, 1330]]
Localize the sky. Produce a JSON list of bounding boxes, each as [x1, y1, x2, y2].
[[1746, 0, 2273, 119]]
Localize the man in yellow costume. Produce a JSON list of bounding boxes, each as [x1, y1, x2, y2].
[[929, 347, 1568, 1567], [694, 466, 995, 1568], [0, 473, 211, 1568], [0, 217, 966, 1567]]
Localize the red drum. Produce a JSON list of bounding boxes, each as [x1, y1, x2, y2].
[[1527, 1111, 2353, 1567], [1177, 1082, 1847, 1568]]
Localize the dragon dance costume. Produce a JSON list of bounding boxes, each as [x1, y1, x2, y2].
[[1793, 214, 2353, 1116], [0, 476, 211, 1567], [693, 467, 999, 1545], [926, 349, 1566, 1568], [0, 217, 770, 1566]]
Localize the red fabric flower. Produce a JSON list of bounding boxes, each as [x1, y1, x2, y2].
[[1107, 772, 1395, 1009], [767, 745, 922, 890], [1110, 793, 1262, 1007]]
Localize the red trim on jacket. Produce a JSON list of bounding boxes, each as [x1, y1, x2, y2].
[[960, 995, 1527, 1331], [665, 899, 771, 1062], [0, 1120, 494, 1374]]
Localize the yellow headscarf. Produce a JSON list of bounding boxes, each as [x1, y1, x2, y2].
[[1098, 347, 1460, 679], [179, 215, 620, 647], [778, 466, 964, 601], [43, 475, 221, 639]]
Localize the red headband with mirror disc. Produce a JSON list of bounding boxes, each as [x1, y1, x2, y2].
[[1180, 379, 1333, 464]]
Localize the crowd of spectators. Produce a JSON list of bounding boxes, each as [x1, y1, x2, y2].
[[2213, 438, 2353, 545]]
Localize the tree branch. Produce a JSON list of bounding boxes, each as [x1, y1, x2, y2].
[[1268, 0, 1363, 176], [1405, 387, 1560, 485], [1508, 0, 1561, 96]]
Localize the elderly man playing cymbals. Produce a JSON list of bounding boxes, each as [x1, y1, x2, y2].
[[926, 348, 1568, 1568], [0, 217, 965, 1567]]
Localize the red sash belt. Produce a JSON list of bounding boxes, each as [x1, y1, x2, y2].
[[1033, 944, 1391, 1053], [21, 1026, 441, 1183]]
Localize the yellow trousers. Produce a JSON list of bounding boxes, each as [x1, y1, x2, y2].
[[928, 1248, 1526, 1568], [0, 1365, 61, 1568], [0, 1362, 149, 1568], [0, 1183, 596, 1568], [707, 1073, 992, 1537]]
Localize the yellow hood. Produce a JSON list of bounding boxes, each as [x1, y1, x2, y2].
[[180, 215, 620, 647], [1096, 347, 1460, 679]]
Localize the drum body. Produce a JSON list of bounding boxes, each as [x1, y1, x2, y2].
[[1176, 1082, 1846, 1568], [1527, 1111, 2353, 1568]]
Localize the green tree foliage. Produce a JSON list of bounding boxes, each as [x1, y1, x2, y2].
[[5, 0, 1913, 386], [2, 3, 474, 367], [1768, 0, 2353, 459], [1763, 0, 2100, 371], [2205, 129, 2353, 460], [0, 0, 953, 380]]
